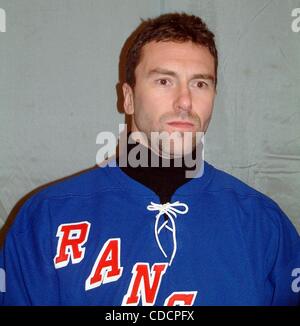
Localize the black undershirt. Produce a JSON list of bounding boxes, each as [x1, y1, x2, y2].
[[117, 135, 197, 204]]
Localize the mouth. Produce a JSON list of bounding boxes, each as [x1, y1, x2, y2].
[[167, 121, 195, 129]]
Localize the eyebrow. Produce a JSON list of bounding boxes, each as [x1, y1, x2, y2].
[[147, 68, 215, 83]]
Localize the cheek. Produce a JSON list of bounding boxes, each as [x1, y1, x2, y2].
[[194, 95, 214, 118], [192, 95, 215, 131], [134, 90, 165, 119], [133, 95, 157, 130]]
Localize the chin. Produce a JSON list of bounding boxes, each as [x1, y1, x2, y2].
[[160, 143, 195, 159]]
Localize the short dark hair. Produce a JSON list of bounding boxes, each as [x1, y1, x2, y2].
[[125, 12, 218, 88]]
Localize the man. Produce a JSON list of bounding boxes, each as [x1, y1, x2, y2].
[[1, 13, 299, 306]]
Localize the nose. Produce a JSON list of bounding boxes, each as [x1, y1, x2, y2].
[[174, 84, 192, 113]]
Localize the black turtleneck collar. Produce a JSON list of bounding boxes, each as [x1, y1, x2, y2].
[[116, 134, 198, 204]]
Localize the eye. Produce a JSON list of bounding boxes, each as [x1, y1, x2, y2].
[[196, 81, 207, 89], [156, 78, 171, 86]]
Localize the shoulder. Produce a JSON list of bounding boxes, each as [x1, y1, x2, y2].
[[208, 162, 278, 205], [206, 162, 298, 235], [29, 162, 123, 205], [7, 164, 121, 234], [38, 164, 121, 199]]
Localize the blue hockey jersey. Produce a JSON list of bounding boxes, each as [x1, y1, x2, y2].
[[0, 161, 300, 305]]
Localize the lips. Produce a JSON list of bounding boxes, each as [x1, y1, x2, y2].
[[167, 121, 195, 129]]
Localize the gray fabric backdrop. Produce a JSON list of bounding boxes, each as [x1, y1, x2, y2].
[[0, 0, 299, 231]]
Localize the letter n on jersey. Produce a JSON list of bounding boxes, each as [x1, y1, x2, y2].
[[122, 263, 168, 306]]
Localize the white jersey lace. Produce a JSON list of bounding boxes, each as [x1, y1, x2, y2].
[[147, 201, 189, 266]]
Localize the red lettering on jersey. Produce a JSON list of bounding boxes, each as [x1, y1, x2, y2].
[[85, 238, 123, 290], [122, 263, 168, 306], [54, 221, 90, 269], [164, 291, 197, 306]]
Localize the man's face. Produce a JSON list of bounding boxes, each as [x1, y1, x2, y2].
[[123, 41, 216, 158]]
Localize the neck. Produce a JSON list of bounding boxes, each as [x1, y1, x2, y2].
[[116, 133, 200, 204], [117, 133, 199, 169]]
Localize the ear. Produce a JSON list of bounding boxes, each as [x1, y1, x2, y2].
[[122, 83, 134, 115]]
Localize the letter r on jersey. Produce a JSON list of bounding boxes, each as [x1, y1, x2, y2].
[[54, 221, 91, 269]]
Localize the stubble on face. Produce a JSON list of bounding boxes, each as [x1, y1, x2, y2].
[[126, 41, 215, 158]]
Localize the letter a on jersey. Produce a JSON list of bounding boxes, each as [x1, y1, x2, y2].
[[122, 263, 168, 306], [85, 238, 123, 290]]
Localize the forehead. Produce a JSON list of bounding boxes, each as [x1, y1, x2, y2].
[[136, 41, 215, 74]]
